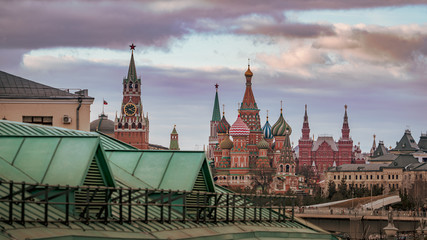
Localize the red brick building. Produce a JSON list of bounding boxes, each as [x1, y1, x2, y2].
[[297, 105, 357, 174]]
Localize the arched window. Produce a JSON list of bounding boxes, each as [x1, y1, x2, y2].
[[129, 82, 133, 89], [132, 123, 136, 129], [138, 123, 142, 128], [124, 123, 128, 128], [135, 84, 138, 89], [286, 165, 290, 172], [280, 165, 284, 172], [118, 123, 122, 128]]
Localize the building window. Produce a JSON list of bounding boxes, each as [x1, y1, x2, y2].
[[349, 175, 351, 180], [356, 175, 358, 180], [23, 116, 53, 126], [334, 176, 336, 180]]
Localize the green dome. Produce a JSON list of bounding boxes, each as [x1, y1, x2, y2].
[[272, 112, 291, 136], [257, 138, 269, 149]]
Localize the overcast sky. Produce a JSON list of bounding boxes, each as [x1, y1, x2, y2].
[[1, 0, 427, 152]]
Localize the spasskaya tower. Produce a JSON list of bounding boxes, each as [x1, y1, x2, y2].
[[114, 44, 149, 149]]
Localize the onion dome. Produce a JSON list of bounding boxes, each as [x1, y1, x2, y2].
[[229, 115, 250, 136], [219, 135, 233, 149], [257, 138, 269, 149], [245, 66, 253, 77], [272, 111, 292, 136], [262, 119, 273, 139], [217, 116, 230, 134]]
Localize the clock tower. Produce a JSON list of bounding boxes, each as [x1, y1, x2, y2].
[[114, 44, 149, 149]]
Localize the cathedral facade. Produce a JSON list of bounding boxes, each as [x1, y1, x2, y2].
[[210, 66, 301, 193], [114, 45, 149, 149]]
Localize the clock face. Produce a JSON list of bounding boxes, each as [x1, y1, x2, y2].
[[124, 103, 137, 116]]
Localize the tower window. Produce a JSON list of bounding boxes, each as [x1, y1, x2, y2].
[[129, 82, 133, 89]]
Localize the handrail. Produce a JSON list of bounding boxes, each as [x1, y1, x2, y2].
[[0, 180, 295, 226]]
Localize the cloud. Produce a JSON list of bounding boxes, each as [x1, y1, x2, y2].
[[1, 1, 426, 50]]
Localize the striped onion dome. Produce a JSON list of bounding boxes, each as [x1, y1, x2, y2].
[[256, 138, 269, 149], [217, 116, 230, 134], [262, 120, 273, 139], [219, 135, 233, 149], [229, 115, 250, 137], [272, 112, 292, 136]]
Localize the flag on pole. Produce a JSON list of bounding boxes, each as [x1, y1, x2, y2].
[[103, 100, 108, 105]]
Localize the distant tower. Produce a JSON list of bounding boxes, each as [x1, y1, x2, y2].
[[298, 104, 313, 169], [169, 125, 180, 150], [337, 105, 353, 165], [114, 44, 149, 149], [208, 84, 221, 160], [370, 134, 376, 156]]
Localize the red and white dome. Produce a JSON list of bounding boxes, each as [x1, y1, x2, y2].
[[229, 115, 250, 136]]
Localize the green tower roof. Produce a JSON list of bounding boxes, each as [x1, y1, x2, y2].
[[211, 84, 221, 122]]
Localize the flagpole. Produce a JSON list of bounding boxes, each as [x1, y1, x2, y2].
[[102, 98, 105, 115]]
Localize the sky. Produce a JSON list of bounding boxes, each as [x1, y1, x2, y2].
[[1, 0, 427, 152]]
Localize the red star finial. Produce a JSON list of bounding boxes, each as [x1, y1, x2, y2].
[[215, 83, 219, 89], [130, 43, 136, 50]]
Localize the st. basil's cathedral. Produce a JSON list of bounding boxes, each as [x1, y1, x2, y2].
[[208, 65, 365, 193], [209, 65, 300, 193]]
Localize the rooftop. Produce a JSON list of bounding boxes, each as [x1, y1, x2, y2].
[[0, 70, 93, 100]]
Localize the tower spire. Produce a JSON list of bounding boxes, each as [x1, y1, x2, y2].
[[341, 104, 350, 139], [302, 104, 310, 139], [241, 62, 256, 110], [211, 84, 221, 121], [127, 43, 137, 82]]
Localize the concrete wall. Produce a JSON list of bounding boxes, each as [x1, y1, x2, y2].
[[0, 99, 93, 131]]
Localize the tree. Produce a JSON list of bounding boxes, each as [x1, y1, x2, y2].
[[338, 178, 348, 198], [327, 181, 337, 200], [251, 165, 275, 194]]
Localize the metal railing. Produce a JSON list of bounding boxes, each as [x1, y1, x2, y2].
[[0, 180, 295, 226]]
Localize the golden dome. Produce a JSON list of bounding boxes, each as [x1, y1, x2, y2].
[[245, 66, 253, 77], [219, 136, 233, 149]]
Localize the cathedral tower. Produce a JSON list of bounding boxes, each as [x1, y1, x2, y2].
[[114, 44, 149, 149], [239, 63, 263, 166]]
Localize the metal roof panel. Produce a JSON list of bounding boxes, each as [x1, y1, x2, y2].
[[159, 152, 205, 191], [42, 138, 98, 185], [0, 158, 36, 183], [108, 151, 141, 173], [133, 151, 174, 189], [0, 137, 24, 163], [13, 137, 60, 182]]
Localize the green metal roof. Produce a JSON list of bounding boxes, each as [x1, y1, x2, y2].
[[107, 150, 214, 192], [0, 120, 115, 187], [211, 90, 221, 122], [97, 131, 138, 151], [0, 120, 335, 239]]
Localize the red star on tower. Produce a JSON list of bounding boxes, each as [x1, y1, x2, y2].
[[129, 43, 136, 50]]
